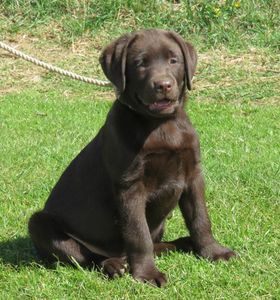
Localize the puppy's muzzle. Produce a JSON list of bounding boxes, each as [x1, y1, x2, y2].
[[153, 80, 173, 94]]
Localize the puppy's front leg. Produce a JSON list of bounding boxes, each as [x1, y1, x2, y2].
[[179, 165, 236, 261], [118, 182, 167, 287]]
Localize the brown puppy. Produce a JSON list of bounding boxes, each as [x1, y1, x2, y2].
[[28, 29, 235, 287]]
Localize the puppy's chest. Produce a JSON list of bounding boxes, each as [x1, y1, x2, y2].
[[141, 125, 197, 193], [143, 151, 185, 193]]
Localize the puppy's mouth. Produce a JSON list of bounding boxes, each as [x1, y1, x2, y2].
[[148, 99, 175, 111], [136, 94, 178, 112]]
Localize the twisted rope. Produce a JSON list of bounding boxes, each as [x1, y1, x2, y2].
[[0, 41, 112, 87]]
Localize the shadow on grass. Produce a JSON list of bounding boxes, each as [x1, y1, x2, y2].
[[0, 236, 38, 267]]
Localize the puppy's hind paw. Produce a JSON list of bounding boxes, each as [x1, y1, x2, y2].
[[100, 257, 128, 279], [198, 243, 237, 262]]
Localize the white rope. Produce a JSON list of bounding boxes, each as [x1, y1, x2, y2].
[[0, 41, 112, 87]]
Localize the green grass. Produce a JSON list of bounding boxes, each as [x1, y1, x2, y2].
[[1, 93, 279, 299], [0, 1, 280, 299], [1, 0, 279, 50]]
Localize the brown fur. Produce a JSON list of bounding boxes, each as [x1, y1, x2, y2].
[[28, 29, 235, 287]]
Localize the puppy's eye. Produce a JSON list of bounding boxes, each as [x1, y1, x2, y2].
[[135, 59, 147, 68], [170, 57, 178, 64]]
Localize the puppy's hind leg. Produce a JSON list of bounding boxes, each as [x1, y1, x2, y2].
[[28, 211, 95, 268], [152, 222, 193, 256], [153, 237, 194, 256]]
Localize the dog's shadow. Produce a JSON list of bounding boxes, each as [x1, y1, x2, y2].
[[0, 236, 37, 267]]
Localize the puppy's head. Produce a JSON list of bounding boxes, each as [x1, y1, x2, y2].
[[100, 29, 197, 117]]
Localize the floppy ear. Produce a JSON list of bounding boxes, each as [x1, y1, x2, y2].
[[167, 32, 197, 91], [99, 33, 135, 93]]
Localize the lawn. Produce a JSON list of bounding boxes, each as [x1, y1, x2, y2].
[[0, 1, 279, 299]]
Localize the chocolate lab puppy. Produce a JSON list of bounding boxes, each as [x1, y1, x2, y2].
[[29, 29, 235, 287]]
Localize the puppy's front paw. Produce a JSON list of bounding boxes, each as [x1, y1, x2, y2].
[[133, 267, 167, 287], [197, 242, 236, 261]]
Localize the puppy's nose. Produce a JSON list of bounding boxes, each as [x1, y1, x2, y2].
[[154, 80, 172, 94]]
